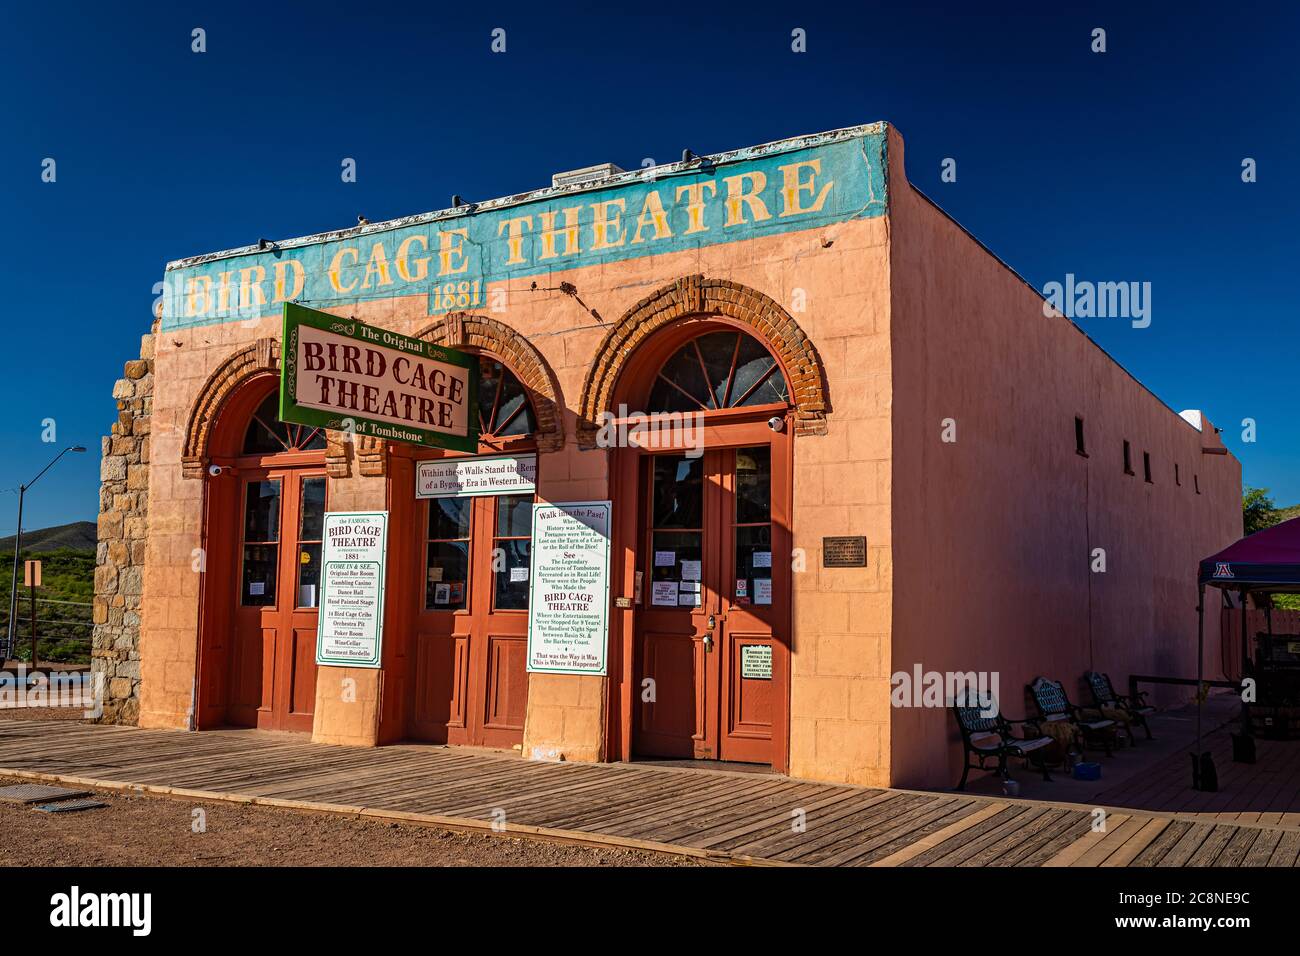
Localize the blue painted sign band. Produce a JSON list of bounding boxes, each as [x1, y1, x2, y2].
[[162, 127, 887, 330]]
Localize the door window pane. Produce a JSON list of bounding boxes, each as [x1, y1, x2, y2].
[[296, 476, 326, 608], [493, 494, 532, 610], [426, 496, 471, 611], [429, 497, 472, 540], [734, 447, 773, 607], [299, 477, 326, 540], [734, 525, 773, 606], [426, 543, 469, 609], [650, 454, 704, 609], [296, 544, 322, 607], [650, 531, 702, 607], [242, 545, 278, 607], [496, 494, 532, 538], [241, 480, 280, 607], [243, 480, 281, 542], [735, 447, 772, 524], [652, 454, 703, 529], [493, 539, 531, 610]]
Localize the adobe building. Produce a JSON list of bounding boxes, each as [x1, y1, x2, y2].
[[92, 122, 1243, 789]]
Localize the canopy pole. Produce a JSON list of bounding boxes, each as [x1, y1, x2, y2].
[[1241, 586, 1249, 681], [1196, 582, 1205, 755]]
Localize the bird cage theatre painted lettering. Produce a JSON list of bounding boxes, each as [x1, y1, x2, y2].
[[96, 123, 1242, 788]]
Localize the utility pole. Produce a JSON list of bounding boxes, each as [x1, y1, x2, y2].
[[28, 566, 37, 672], [4, 486, 22, 664], [5, 445, 85, 661]]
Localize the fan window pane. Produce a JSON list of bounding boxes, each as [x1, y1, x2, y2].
[[477, 357, 535, 437], [242, 393, 326, 453], [646, 332, 788, 414]]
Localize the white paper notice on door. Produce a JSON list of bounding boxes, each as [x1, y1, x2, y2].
[[651, 581, 678, 606], [753, 551, 772, 568], [680, 560, 701, 581], [753, 578, 772, 605], [654, 551, 676, 568], [510, 566, 529, 582], [249, 581, 265, 596], [434, 583, 451, 604]]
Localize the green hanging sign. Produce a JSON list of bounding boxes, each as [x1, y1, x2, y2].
[[279, 302, 479, 452]]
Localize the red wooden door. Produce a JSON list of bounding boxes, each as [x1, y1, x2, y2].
[[411, 492, 532, 748], [633, 443, 788, 764], [230, 470, 324, 732]]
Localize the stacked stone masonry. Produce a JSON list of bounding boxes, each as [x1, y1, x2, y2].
[[91, 321, 155, 724]]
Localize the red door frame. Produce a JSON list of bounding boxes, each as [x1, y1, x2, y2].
[[229, 465, 325, 732], [194, 373, 327, 731], [603, 317, 794, 773], [387, 364, 539, 748]]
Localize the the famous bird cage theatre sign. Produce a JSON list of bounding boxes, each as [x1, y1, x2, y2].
[[280, 302, 479, 452], [280, 303, 479, 669]]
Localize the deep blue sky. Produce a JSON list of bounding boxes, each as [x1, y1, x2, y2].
[[2, 1, 1296, 535]]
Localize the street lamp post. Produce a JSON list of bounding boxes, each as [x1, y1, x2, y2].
[[5, 445, 86, 663]]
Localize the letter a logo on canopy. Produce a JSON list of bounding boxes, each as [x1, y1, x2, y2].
[[280, 302, 479, 451]]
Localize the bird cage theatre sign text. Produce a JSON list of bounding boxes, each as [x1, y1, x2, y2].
[[280, 302, 478, 452]]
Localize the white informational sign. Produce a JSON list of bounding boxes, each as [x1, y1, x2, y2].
[[754, 577, 773, 606], [416, 454, 537, 499], [651, 581, 678, 606], [315, 512, 388, 668], [526, 501, 612, 675], [680, 560, 701, 582], [741, 644, 773, 680]]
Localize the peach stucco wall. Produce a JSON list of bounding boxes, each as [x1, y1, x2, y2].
[[136, 123, 1240, 791], [884, 127, 1243, 789], [138, 213, 894, 784]]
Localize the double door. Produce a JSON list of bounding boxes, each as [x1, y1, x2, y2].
[[231, 470, 324, 732], [634, 444, 788, 764], [411, 492, 533, 748]]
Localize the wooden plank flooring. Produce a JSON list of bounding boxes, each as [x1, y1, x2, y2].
[[0, 719, 1297, 867]]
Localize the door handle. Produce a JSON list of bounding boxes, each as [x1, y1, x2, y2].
[[704, 614, 716, 652]]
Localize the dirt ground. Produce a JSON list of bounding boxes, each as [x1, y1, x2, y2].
[[0, 706, 701, 867], [0, 706, 87, 722]]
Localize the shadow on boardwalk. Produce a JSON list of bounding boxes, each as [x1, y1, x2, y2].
[[0, 714, 1297, 867]]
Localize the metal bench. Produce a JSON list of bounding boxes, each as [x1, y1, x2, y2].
[[952, 696, 1054, 790], [1086, 671, 1155, 741], [1028, 676, 1116, 756]]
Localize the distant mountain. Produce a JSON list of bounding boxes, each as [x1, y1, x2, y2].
[[0, 520, 97, 554]]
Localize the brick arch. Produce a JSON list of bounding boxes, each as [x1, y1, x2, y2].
[[413, 312, 565, 452], [182, 337, 279, 479], [181, 337, 369, 479], [577, 275, 828, 446]]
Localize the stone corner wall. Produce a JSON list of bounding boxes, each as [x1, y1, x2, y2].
[[91, 322, 156, 724]]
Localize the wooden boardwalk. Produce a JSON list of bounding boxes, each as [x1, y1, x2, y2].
[[1095, 727, 1300, 820], [1, 719, 1298, 867]]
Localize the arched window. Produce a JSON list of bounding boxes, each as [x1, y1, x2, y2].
[[646, 330, 789, 414], [242, 393, 327, 453], [477, 356, 535, 439]]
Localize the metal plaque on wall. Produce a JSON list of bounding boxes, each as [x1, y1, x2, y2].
[[822, 536, 867, 568]]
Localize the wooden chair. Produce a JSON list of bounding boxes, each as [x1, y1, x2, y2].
[[952, 695, 1054, 790], [1085, 672, 1155, 741], [1027, 676, 1116, 756]]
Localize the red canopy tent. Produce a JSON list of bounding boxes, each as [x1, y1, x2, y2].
[[1192, 517, 1300, 789], [1199, 516, 1300, 590]]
